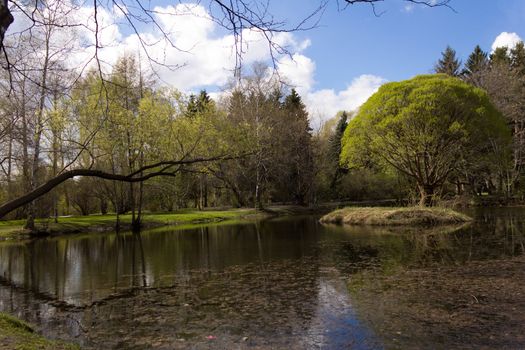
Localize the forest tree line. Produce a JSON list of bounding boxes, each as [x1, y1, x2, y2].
[[432, 42, 525, 198], [1, 36, 525, 223]]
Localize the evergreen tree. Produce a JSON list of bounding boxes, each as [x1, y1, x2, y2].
[[490, 47, 510, 66], [510, 41, 525, 76], [329, 112, 349, 191], [279, 89, 314, 204], [463, 45, 488, 76], [186, 90, 214, 117], [197, 90, 213, 112], [434, 46, 462, 76], [186, 94, 198, 117]]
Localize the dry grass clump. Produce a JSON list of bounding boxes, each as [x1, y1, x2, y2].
[[320, 207, 472, 226]]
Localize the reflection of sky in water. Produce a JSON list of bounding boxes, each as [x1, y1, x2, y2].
[[0, 208, 524, 348], [304, 274, 382, 350]]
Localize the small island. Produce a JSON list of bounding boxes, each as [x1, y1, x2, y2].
[[320, 206, 472, 226]]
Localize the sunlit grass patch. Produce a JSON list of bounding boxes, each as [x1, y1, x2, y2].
[[0, 313, 79, 350]]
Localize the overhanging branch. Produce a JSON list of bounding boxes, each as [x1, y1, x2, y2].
[[0, 155, 245, 218]]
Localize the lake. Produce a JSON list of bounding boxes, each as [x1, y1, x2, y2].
[[0, 207, 524, 349]]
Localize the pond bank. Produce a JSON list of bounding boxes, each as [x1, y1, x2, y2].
[[0, 313, 78, 349], [0, 204, 338, 241], [0, 209, 260, 240], [320, 206, 472, 226]]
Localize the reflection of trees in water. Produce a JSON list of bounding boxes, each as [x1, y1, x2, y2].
[[0, 219, 326, 348], [328, 211, 525, 274], [341, 208, 525, 350], [2, 211, 524, 348]]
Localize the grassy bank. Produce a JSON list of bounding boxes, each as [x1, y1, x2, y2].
[[320, 206, 472, 226], [0, 313, 78, 350], [0, 208, 259, 240]]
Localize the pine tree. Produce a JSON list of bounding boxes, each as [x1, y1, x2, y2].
[[434, 46, 462, 76], [284, 89, 309, 126], [510, 41, 525, 76], [280, 89, 314, 204], [186, 90, 214, 117], [490, 47, 510, 66], [186, 94, 198, 117], [463, 45, 488, 76], [329, 112, 349, 192], [330, 112, 348, 160]]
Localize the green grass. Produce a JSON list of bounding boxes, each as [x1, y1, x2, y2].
[[0, 313, 79, 350], [320, 206, 473, 226], [0, 208, 258, 239]]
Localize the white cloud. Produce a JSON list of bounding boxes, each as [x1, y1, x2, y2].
[[304, 75, 387, 130], [277, 54, 316, 95], [7, 1, 385, 130], [491, 32, 523, 51]]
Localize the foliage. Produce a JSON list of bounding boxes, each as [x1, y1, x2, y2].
[[341, 74, 510, 206], [463, 45, 488, 77], [434, 46, 462, 76]]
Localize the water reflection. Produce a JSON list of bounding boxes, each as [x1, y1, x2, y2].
[[0, 208, 523, 349]]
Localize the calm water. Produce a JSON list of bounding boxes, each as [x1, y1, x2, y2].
[[0, 208, 524, 349]]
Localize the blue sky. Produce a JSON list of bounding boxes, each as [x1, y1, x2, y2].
[[277, 0, 525, 91], [11, 0, 522, 126]]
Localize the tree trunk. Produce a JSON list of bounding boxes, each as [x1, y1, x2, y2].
[[419, 184, 435, 207], [0, 0, 13, 45]]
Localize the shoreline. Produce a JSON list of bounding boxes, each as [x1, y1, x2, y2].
[[0, 204, 336, 241]]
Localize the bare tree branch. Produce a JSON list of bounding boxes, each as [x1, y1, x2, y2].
[[0, 154, 243, 218]]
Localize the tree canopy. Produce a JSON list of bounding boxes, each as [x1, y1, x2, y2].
[[340, 74, 509, 206]]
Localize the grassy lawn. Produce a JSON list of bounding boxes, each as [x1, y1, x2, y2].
[[0, 313, 78, 350], [0, 208, 258, 239]]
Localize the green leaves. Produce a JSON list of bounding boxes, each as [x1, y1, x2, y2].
[[341, 74, 510, 204]]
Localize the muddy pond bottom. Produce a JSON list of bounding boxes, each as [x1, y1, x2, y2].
[[0, 208, 524, 349]]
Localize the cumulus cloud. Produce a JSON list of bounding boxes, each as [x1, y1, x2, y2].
[[8, 1, 385, 130], [303, 75, 387, 130], [491, 32, 523, 51], [277, 54, 316, 95]]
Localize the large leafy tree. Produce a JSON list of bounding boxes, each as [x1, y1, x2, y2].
[[340, 74, 509, 206]]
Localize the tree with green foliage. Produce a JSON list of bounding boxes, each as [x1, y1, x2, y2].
[[510, 41, 525, 75], [490, 47, 510, 65], [186, 90, 215, 118], [468, 42, 525, 195], [341, 74, 510, 206], [463, 45, 488, 77], [277, 88, 314, 204], [329, 111, 349, 192], [434, 46, 462, 76]]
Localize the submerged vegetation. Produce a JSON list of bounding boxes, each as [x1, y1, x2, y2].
[[320, 207, 472, 226], [0, 313, 78, 350], [348, 255, 525, 349], [0, 1, 524, 350]]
